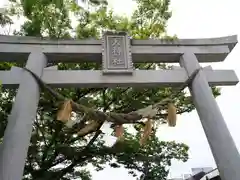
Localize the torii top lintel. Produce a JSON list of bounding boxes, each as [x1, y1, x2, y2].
[[0, 34, 237, 63]]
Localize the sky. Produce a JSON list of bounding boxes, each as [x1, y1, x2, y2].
[[0, 0, 240, 179]]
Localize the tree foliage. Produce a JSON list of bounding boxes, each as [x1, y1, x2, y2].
[[0, 0, 220, 179]]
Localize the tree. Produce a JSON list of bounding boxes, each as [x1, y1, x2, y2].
[[0, 0, 220, 179]]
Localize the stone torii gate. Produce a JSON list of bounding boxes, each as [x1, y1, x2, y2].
[[0, 32, 239, 180]]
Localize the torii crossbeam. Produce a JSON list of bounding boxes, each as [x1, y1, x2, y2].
[[0, 32, 239, 180]]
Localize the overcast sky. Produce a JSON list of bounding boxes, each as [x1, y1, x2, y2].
[[0, 0, 240, 179]]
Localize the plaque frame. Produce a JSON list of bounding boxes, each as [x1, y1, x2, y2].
[[102, 31, 133, 75]]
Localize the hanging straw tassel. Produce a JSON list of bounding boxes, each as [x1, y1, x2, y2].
[[57, 99, 73, 123], [140, 118, 152, 146], [115, 125, 124, 141], [167, 103, 177, 127], [111, 125, 124, 148]]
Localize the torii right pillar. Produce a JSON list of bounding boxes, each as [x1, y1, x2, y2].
[[180, 52, 240, 180]]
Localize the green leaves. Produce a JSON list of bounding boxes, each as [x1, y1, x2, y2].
[[109, 131, 189, 180], [0, 0, 221, 179], [0, 13, 13, 26]]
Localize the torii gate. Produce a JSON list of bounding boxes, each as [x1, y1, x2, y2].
[[0, 32, 239, 180]]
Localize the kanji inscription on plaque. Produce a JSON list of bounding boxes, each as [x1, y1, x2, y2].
[[102, 31, 133, 74]]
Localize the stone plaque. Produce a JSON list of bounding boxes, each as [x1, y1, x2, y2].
[[102, 31, 133, 74]]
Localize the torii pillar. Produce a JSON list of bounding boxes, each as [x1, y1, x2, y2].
[[180, 52, 240, 180]]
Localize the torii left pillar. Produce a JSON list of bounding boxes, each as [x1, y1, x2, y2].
[[0, 51, 47, 180]]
